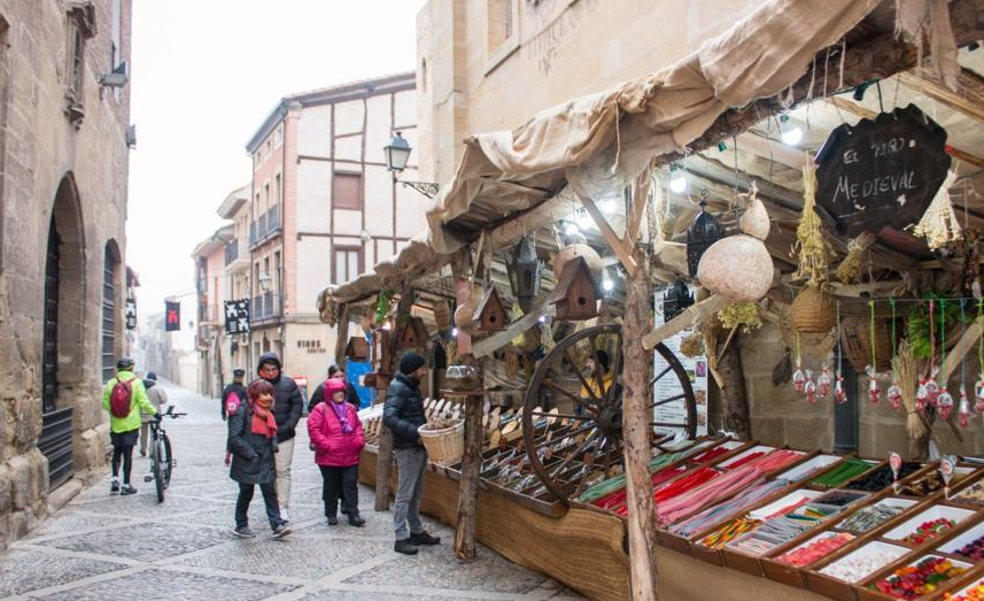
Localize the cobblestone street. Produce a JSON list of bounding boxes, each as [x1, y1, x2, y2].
[[0, 382, 584, 601]]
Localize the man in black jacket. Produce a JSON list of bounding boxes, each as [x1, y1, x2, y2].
[[255, 353, 303, 521], [383, 351, 441, 555], [307, 365, 361, 414], [221, 368, 248, 421]]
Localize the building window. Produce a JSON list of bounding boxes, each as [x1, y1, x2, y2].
[[274, 125, 283, 147], [275, 173, 282, 205], [332, 172, 363, 210], [488, 0, 515, 52], [64, 2, 96, 124], [102, 242, 121, 383], [264, 182, 271, 208], [333, 247, 363, 285], [274, 251, 282, 292], [110, 0, 122, 68]]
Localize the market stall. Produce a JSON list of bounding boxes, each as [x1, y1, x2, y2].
[[319, 0, 984, 598]]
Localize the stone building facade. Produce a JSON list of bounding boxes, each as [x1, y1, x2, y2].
[[0, 0, 134, 547], [192, 223, 234, 399]]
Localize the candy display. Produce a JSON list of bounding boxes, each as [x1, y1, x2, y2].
[[840, 501, 911, 534], [810, 457, 875, 488], [729, 501, 842, 556], [898, 470, 967, 497], [811, 489, 868, 507], [946, 579, 984, 601], [870, 556, 969, 600], [954, 478, 984, 506], [776, 532, 856, 567], [579, 450, 687, 503], [700, 516, 762, 549], [952, 532, 984, 561], [898, 517, 957, 545], [691, 445, 733, 464], [846, 462, 921, 492], [819, 542, 909, 583], [670, 479, 788, 538]]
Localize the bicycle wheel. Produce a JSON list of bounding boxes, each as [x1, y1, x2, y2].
[[152, 438, 165, 503], [161, 433, 173, 490]]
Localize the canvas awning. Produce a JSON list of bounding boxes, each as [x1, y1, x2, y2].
[[318, 0, 881, 319]]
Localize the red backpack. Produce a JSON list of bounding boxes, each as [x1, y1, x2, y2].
[[109, 377, 133, 418]]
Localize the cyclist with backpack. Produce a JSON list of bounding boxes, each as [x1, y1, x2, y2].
[[102, 357, 160, 495]]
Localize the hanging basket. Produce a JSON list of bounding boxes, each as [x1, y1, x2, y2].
[[840, 316, 893, 372], [791, 287, 836, 333], [433, 300, 452, 334], [417, 419, 465, 465]]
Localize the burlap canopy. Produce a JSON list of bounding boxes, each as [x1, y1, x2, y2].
[[318, 0, 879, 319]]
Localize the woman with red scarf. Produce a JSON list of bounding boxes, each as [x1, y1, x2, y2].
[[308, 378, 365, 526], [227, 380, 291, 539]]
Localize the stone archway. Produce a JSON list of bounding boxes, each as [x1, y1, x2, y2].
[[39, 173, 86, 489]]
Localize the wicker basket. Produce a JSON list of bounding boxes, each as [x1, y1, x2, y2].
[[791, 286, 836, 333], [418, 419, 465, 465], [841, 316, 893, 372]]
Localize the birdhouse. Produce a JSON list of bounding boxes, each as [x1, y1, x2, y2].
[[345, 336, 370, 361], [686, 200, 724, 277], [471, 286, 508, 332], [397, 316, 429, 351], [548, 256, 598, 321], [662, 277, 694, 322], [508, 236, 543, 312]]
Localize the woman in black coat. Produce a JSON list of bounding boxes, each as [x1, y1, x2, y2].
[[228, 379, 291, 539]]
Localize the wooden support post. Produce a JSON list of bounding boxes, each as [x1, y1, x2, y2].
[[454, 387, 484, 562], [643, 294, 729, 350], [579, 193, 639, 277], [334, 303, 350, 365], [472, 298, 553, 358], [716, 331, 751, 441], [622, 248, 658, 599]]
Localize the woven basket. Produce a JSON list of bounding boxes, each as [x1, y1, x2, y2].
[[418, 420, 465, 465], [841, 316, 894, 372], [791, 286, 836, 333]]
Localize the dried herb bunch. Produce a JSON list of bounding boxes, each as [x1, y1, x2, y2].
[[793, 163, 831, 288], [717, 302, 762, 333]]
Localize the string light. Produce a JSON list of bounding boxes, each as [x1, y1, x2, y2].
[[780, 114, 803, 146], [669, 164, 689, 193], [564, 221, 580, 237], [600, 199, 617, 214]]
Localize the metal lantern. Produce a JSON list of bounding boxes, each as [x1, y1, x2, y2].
[[508, 236, 543, 312], [686, 200, 725, 277], [663, 277, 694, 322]]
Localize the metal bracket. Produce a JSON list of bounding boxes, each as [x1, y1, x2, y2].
[[398, 180, 440, 199]]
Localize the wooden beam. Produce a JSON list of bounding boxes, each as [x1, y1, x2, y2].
[[642, 294, 729, 350], [898, 68, 984, 124], [472, 298, 553, 358], [579, 193, 639, 277], [941, 316, 984, 382], [624, 172, 651, 248]]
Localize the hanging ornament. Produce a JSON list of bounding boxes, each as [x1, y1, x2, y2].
[[804, 369, 817, 404], [939, 387, 955, 420], [959, 385, 972, 428], [916, 374, 929, 414], [912, 171, 962, 251], [887, 297, 903, 411], [887, 380, 902, 410], [835, 370, 848, 404], [817, 365, 833, 399], [925, 299, 940, 407], [793, 162, 830, 288], [686, 198, 725, 277], [865, 300, 880, 404], [926, 366, 941, 406], [792, 332, 806, 394]]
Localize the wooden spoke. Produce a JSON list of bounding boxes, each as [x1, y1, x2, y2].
[[605, 332, 624, 405], [548, 430, 597, 478], [563, 348, 604, 407], [529, 410, 585, 420], [649, 393, 687, 408], [542, 379, 597, 414], [649, 365, 673, 386]]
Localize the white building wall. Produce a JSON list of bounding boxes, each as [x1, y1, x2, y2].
[[297, 161, 331, 233], [297, 105, 332, 158], [296, 237, 331, 314]]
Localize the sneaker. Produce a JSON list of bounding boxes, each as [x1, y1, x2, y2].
[[280, 508, 290, 522], [139, 450, 147, 457], [272, 523, 292, 539], [394, 539, 418, 555], [110, 480, 120, 494], [409, 531, 440, 546], [347, 514, 365, 527], [233, 526, 256, 538], [120, 484, 137, 496], [326, 516, 338, 526]]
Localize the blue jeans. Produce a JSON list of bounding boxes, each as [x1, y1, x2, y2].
[[235, 482, 283, 530], [393, 447, 427, 540]]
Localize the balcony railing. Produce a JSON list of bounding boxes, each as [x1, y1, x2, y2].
[[250, 292, 283, 320], [224, 239, 239, 265], [248, 205, 282, 249]]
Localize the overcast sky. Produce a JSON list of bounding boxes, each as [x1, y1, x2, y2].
[[126, 0, 428, 322]]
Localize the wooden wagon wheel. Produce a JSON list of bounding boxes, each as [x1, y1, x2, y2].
[[521, 324, 697, 504]]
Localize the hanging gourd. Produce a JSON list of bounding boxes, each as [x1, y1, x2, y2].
[[697, 192, 774, 302], [686, 199, 725, 277]]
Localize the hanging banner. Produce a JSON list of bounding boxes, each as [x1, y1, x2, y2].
[[165, 301, 181, 332], [224, 299, 250, 334], [653, 289, 708, 437], [125, 298, 137, 330]]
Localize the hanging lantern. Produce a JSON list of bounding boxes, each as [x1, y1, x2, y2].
[[687, 200, 725, 277], [508, 236, 543, 312], [663, 277, 694, 322]]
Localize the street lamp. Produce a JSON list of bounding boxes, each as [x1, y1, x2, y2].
[[258, 273, 271, 292], [384, 132, 439, 199]]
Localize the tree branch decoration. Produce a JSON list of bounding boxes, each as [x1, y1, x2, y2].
[[912, 170, 962, 250], [793, 162, 830, 288]]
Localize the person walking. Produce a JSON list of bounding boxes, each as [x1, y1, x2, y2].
[[102, 357, 159, 495], [227, 379, 291, 539], [140, 372, 168, 457], [308, 378, 365, 527], [383, 351, 441, 555], [222, 368, 248, 421], [254, 353, 303, 522]]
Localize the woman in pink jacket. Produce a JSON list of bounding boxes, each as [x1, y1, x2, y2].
[[307, 378, 365, 526]]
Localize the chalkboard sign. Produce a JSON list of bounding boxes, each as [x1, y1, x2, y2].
[[815, 104, 951, 239]]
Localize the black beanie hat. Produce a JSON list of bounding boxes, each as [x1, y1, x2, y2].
[[399, 351, 426, 375]]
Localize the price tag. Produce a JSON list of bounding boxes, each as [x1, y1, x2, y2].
[[940, 455, 957, 500], [890, 452, 902, 493]]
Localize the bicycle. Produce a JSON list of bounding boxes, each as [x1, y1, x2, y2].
[[144, 405, 186, 502]]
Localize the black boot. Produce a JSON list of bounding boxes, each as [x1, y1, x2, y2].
[[410, 531, 441, 546], [347, 512, 365, 527], [394, 539, 418, 555]]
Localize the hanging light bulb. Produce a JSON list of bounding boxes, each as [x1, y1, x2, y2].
[[577, 210, 594, 231], [451, 326, 459, 337], [780, 114, 803, 146], [602, 278, 614, 292], [600, 199, 617, 214], [564, 221, 580, 237], [669, 167, 689, 193]]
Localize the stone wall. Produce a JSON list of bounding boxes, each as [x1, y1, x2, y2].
[[0, 0, 132, 547]]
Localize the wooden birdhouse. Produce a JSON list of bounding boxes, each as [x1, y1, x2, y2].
[[345, 336, 370, 361], [471, 286, 508, 333], [548, 256, 598, 321], [397, 316, 429, 351]]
